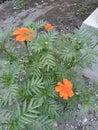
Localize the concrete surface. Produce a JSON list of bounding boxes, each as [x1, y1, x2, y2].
[[81, 7, 98, 81], [81, 7, 98, 29]]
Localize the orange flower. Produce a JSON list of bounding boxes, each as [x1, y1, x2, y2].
[[55, 78, 74, 100], [13, 27, 34, 42], [44, 23, 53, 30]]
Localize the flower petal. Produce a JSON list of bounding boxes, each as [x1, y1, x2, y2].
[[68, 90, 74, 97], [63, 78, 72, 89], [57, 82, 64, 87], [13, 29, 21, 35], [63, 93, 68, 100], [16, 35, 26, 42], [55, 86, 62, 92]]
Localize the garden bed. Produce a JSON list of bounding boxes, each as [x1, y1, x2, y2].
[[0, 0, 98, 130]]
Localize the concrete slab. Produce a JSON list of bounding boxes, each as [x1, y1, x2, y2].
[[81, 8, 98, 30], [81, 7, 98, 81]]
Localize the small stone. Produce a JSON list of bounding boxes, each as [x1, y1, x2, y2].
[[17, 11, 28, 19], [94, 118, 97, 120], [91, 119, 94, 122], [35, 2, 39, 6], [43, 2, 48, 6], [4, 61, 8, 65], [83, 118, 88, 124], [29, 8, 36, 12], [19, 77, 24, 81], [78, 104, 81, 110], [71, 125, 74, 129], [37, 5, 43, 9], [53, 122, 58, 127], [66, 124, 69, 126], [76, 92, 79, 95], [74, 3, 77, 5], [6, 17, 15, 23], [41, 0, 44, 3]]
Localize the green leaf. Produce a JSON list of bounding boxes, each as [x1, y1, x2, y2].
[[40, 54, 56, 71]]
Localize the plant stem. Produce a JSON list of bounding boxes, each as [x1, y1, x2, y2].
[[24, 41, 30, 61]]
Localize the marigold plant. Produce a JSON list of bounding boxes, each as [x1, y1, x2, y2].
[[0, 20, 98, 130]]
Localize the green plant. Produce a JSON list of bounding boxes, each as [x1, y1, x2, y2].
[[0, 20, 98, 130], [13, 0, 32, 9], [0, 0, 3, 4], [0, 0, 6, 4]]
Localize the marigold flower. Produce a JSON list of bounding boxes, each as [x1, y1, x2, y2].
[[45, 23, 53, 30], [13, 27, 34, 42], [55, 78, 74, 100]]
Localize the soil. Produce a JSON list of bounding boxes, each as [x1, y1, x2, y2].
[[0, 0, 98, 130], [0, 0, 97, 32]]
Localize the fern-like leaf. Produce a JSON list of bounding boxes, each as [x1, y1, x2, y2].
[[40, 54, 56, 71]]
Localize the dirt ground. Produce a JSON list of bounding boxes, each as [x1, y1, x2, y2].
[[0, 0, 98, 130], [0, 0, 97, 33]]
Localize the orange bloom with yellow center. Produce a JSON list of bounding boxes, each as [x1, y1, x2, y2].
[[55, 78, 74, 100], [13, 27, 34, 42], [44, 23, 53, 30]]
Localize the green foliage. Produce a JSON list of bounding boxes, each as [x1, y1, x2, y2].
[[13, 0, 32, 9], [0, 21, 98, 130], [80, 81, 98, 115], [24, 20, 47, 30], [0, 0, 4, 4]]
